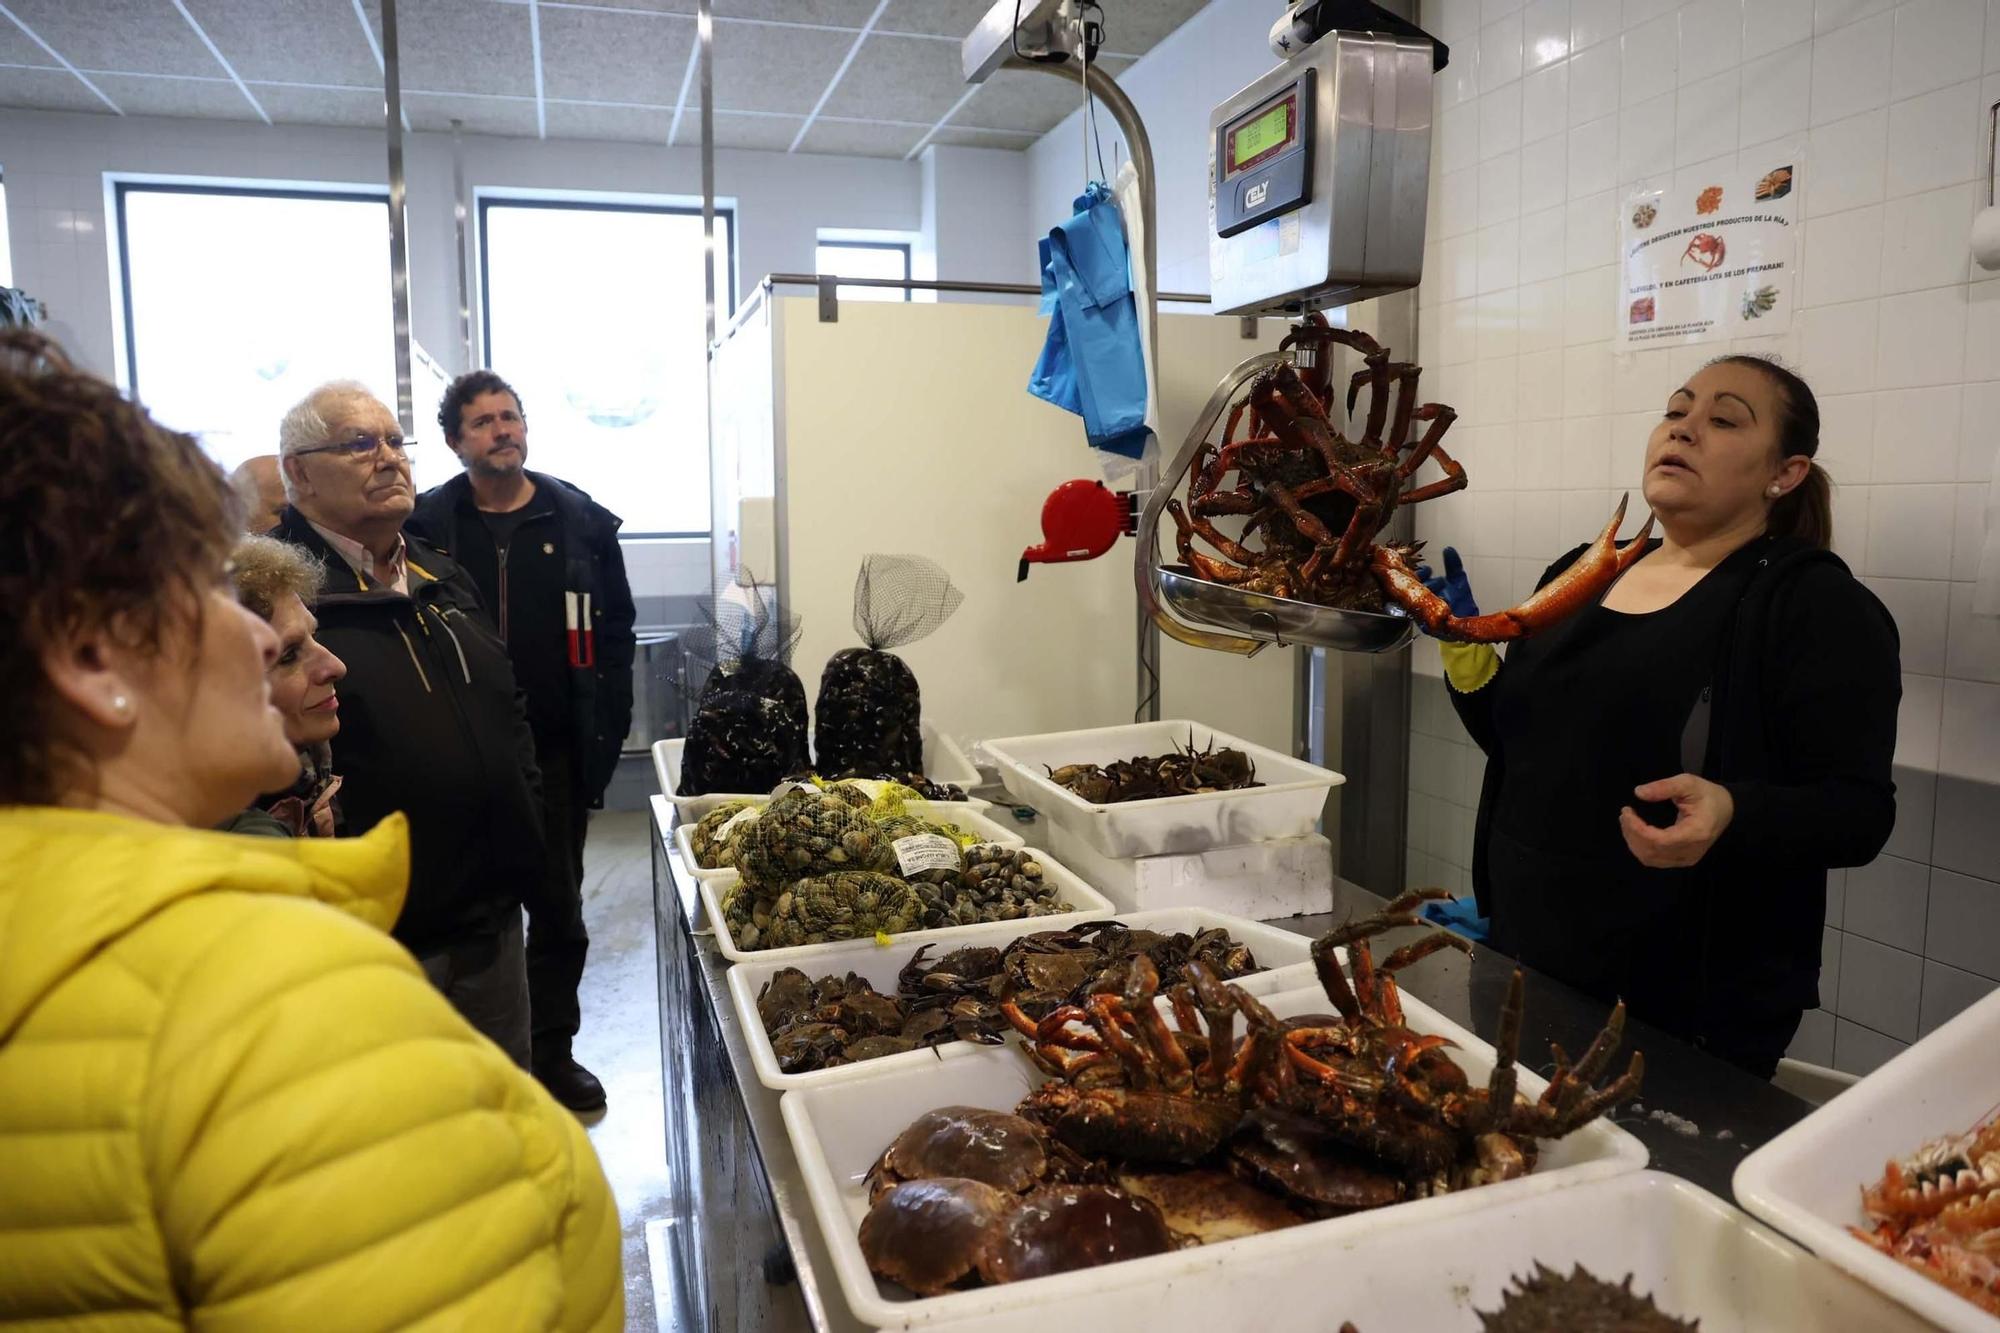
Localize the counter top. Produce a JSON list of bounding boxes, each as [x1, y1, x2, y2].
[[649, 797, 1814, 1332]]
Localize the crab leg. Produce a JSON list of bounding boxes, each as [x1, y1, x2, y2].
[[1085, 994, 1159, 1088], [1477, 970, 1525, 1131], [1375, 930, 1474, 1024], [1375, 494, 1657, 643]]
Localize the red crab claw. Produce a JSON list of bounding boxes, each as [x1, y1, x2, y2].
[[1373, 495, 1656, 643]]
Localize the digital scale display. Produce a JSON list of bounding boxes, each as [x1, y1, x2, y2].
[[1225, 93, 1296, 177]]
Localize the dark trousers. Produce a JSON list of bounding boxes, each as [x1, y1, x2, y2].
[[529, 745, 592, 1067], [418, 912, 531, 1068]]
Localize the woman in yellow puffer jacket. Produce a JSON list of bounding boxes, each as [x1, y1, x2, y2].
[[0, 330, 622, 1331]]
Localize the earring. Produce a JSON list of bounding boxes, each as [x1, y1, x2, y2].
[[1767, 486, 1781, 497], [111, 694, 131, 718]]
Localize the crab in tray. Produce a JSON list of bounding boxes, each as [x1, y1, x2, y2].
[[855, 890, 1645, 1296], [1167, 314, 1655, 642]]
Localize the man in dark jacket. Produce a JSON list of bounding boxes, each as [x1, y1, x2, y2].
[[272, 380, 544, 1068], [408, 371, 636, 1113]]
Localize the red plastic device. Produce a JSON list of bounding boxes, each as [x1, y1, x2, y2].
[[1017, 479, 1135, 581]]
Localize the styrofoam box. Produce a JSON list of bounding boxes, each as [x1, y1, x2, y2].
[[981, 720, 1344, 858], [673, 801, 1027, 889], [657, 724, 984, 817], [1043, 818, 1334, 918], [781, 982, 1648, 1330], [1734, 986, 2000, 1333], [727, 907, 1320, 1092], [698, 846, 1116, 966]]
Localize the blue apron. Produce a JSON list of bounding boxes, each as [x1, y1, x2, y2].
[[1028, 182, 1151, 459]]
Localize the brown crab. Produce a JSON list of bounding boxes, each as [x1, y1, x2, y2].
[[866, 1106, 1070, 1203]]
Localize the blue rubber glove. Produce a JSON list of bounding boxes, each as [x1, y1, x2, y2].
[[1413, 546, 1481, 619]]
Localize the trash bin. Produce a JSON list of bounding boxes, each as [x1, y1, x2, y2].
[[623, 630, 684, 753]]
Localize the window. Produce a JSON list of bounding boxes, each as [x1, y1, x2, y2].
[[816, 240, 911, 303], [115, 183, 422, 479], [481, 198, 733, 538]]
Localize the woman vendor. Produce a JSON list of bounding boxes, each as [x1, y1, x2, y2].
[[1425, 355, 1901, 1077]]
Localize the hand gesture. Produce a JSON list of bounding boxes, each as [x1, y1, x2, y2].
[[1414, 545, 1481, 621], [1619, 774, 1735, 868]]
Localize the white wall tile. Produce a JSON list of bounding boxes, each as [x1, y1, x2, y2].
[[1828, 867, 1850, 925], [1968, 282, 2000, 374], [1888, 764, 1940, 861], [1608, 410, 1652, 484], [1482, 82, 1526, 159], [1441, 166, 1480, 238], [1940, 677, 2000, 781], [1569, 40, 1623, 124], [1807, 109, 1890, 215], [1523, 61, 1570, 146], [1868, 484, 1959, 575], [1823, 925, 1846, 1005], [1811, 12, 1897, 123], [1675, 70, 1741, 166], [1445, 231, 1482, 304], [1519, 204, 1570, 284], [1525, 0, 1575, 68], [1959, 381, 2000, 479], [1900, 671, 1944, 769], [1953, 481, 1987, 578], [1989, 0, 2000, 68], [1477, 354, 1523, 422], [1836, 933, 1925, 1038], [1832, 1017, 1910, 1075], [1444, 295, 1481, 365], [1519, 420, 1565, 484], [1626, 0, 1679, 26], [1441, 98, 1482, 174], [1882, 184, 1982, 295], [1925, 865, 2000, 978], [1865, 574, 1953, 672], [1619, 92, 1678, 182], [1746, 0, 1816, 58], [1871, 386, 1964, 482], [1519, 345, 1567, 413], [1560, 413, 1615, 485], [1676, 0, 1745, 81], [1572, 0, 1624, 50], [1563, 264, 1617, 343], [1521, 134, 1568, 213], [1520, 276, 1567, 349], [1479, 287, 1524, 360], [1611, 346, 1672, 412], [1565, 189, 1619, 267], [1804, 205, 1886, 306], [1515, 487, 1565, 558], [1885, 80, 1985, 197], [1558, 485, 1617, 537], [1890, 0, 1987, 99], [1818, 391, 1879, 482], [1919, 957, 1998, 1034], [1482, 12, 1528, 88], [1878, 285, 1971, 386], [1480, 219, 1524, 291], [1568, 114, 1620, 197], [1798, 297, 1883, 389], [1622, 13, 1681, 107], [1847, 853, 1933, 951], [1481, 151, 1525, 225], [1739, 43, 1814, 145], [1817, 0, 1899, 36], [1945, 579, 2000, 680], [1788, 1006, 1836, 1063]]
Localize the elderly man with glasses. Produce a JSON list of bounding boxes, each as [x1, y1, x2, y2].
[[271, 381, 546, 1068]]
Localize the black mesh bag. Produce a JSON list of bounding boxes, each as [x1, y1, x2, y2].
[[677, 580, 809, 795], [813, 555, 964, 778]]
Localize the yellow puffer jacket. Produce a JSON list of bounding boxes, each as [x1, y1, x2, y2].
[[0, 808, 622, 1331]]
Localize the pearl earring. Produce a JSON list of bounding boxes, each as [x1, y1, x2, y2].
[[111, 695, 130, 717], [1767, 486, 1781, 497]]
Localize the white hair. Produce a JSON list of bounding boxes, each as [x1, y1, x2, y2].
[[277, 380, 380, 458]]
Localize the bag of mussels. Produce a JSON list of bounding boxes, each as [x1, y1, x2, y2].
[[814, 554, 964, 779], [677, 578, 810, 795]]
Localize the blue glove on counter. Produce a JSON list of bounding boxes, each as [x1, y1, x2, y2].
[[1419, 895, 1490, 943], [1414, 545, 1481, 619]]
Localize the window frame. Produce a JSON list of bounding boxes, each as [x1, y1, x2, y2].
[[113, 180, 392, 406], [816, 237, 913, 302], [476, 194, 738, 540]]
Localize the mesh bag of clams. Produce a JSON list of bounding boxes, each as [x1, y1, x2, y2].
[[737, 788, 889, 887], [676, 576, 809, 795], [813, 555, 964, 778]]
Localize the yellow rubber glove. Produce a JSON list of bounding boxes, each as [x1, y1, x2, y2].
[[1439, 640, 1500, 694]]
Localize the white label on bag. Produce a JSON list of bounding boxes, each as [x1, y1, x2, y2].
[[769, 780, 816, 797], [893, 834, 960, 876], [715, 805, 762, 842]]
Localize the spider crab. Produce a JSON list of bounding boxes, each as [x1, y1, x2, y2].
[[1167, 314, 1655, 642], [1854, 1111, 2000, 1316]]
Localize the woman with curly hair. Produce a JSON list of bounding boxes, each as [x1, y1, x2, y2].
[[0, 331, 622, 1330]]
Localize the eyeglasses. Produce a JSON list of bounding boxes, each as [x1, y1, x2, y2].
[[294, 432, 412, 460]]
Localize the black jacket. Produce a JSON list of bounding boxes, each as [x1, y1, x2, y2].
[[271, 508, 547, 953], [407, 472, 636, 807], [1451, 535, 1901, 1065]]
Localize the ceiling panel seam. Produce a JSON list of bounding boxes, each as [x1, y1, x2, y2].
[[665, 36, 699, 145], [904, 83, 977, 161], [168, 0, 270, 124], [527, 0, 547, 137], [344, 0, 411, 134], [0, 1, 121, 114], [786, 0, 889, 153]]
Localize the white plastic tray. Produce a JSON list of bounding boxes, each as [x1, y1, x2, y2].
[[673, 800, 1027, 888], [658, 723, 986, 817], [698, 845, 1116, 965], [981, 720, 1344, 858], [727, 907, 1319, 1092], [1734, 986, 2000, 1333], [781, 981, 1647, 1329]]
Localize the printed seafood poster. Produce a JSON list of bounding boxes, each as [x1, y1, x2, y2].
[[1615, 162, 1798, 350]]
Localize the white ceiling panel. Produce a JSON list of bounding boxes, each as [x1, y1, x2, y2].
[[180, 0, 383, 87], [544, 98, 672, 141], [538, 3, 691, 105], [0, 64, 112, 114], [254, 82, 389, 129], [361, 0, 535, 99], [2, 0, 219, 79], [819, 32, 962, 123], [798, 117, 924, 158], [713, 22, 853, 116], [402, 90, 541, 136], [89, 73, 262, 122]]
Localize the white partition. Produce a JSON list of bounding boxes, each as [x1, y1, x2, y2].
[[710, 294, 1314, 761]]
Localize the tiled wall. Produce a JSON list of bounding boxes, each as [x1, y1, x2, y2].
[[1411, 0, 2000, 1075]]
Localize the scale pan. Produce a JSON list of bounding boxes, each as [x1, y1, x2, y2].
[[1156, 565, 1414, 654]]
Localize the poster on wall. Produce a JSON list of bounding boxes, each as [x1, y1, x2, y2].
[[1615, 162, 1797, 351]]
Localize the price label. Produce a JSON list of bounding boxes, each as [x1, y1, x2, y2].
[[893, 834, 961, 876]]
